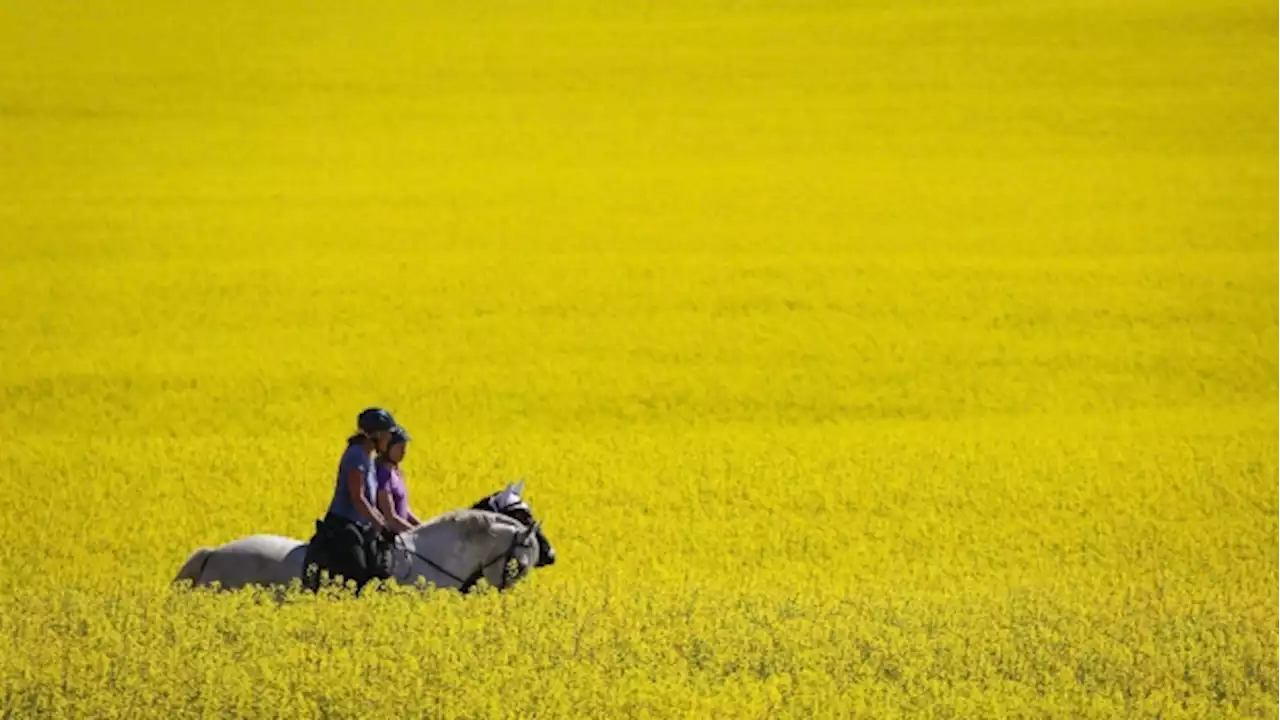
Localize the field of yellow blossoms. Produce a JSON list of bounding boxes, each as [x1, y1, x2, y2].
[[1, 0, 1276, 716]]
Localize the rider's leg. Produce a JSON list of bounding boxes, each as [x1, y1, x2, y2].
[[321, 524, 369, 590]]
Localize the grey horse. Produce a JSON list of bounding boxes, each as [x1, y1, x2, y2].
[[175, 509, 540, 593]]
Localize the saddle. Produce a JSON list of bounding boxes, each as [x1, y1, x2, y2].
[[303, 518, 396, 592], [301, 519, 337, 592]]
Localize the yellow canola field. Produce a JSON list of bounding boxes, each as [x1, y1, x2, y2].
[[0, 0, 1276, 717]]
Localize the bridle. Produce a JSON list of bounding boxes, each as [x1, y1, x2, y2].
[[389, 525, 535, 593]]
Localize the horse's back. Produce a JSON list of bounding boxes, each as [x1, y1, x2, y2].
[[198, 534, 307, 590], [217, 534, 305, 561]]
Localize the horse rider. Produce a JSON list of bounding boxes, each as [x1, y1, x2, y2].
[[376, 426, 423, 534], [305, 407, 401, 591]]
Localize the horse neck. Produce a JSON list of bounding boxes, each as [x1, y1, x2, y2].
[[405, 516, 504, 572]]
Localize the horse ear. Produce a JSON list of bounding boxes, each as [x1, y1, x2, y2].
[[513, 478, 526, 495]]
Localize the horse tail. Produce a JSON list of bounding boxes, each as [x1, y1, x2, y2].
[[174, 547, 214, 586]]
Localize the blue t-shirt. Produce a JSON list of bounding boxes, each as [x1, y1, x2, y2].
[[327, 442, 377, 527]]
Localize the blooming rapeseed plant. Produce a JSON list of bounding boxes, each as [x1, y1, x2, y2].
[[1, 0, 1274, 716]]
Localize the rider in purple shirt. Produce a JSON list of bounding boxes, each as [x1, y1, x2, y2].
[[375, 426, 422, 533]]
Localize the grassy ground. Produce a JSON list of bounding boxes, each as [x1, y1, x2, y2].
[[0, 0, 1276, 716]]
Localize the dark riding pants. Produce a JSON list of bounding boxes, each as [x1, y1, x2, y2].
[[307, 513, 392, 591]]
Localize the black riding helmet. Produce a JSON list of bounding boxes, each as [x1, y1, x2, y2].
[[357, 407, 397, 435], [388, 426, 411, 446]]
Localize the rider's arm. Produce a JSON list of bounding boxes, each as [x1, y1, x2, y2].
[[404, 509, 422, 527], [377, 491, 415, 533], [346, 468, 385, 529]]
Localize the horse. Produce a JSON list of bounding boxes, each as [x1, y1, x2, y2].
[[469, 479, 557, 567], [174, 509, 540, 594]]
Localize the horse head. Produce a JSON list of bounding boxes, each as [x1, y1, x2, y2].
[[471, 479, 557, 567]]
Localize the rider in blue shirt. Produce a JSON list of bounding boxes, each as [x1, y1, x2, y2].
[[310, 407, 400, 589]]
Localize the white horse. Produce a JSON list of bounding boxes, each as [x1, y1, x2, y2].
[[174, 509, 540, 593]]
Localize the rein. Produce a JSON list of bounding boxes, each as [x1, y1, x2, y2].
[[390, 532, 525, 592]]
